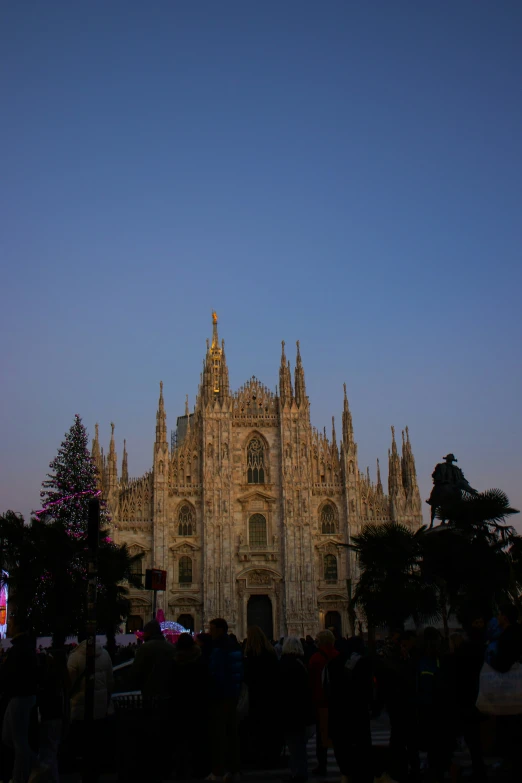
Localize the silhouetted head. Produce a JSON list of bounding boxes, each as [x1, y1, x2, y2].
[[246, 625, 274, 657], [443, 454, 457, 463], [209, 617, 228, 640], [316, 630, 335, 650], [143, 620, 163, 641], [176, 633, 195, 651], [282, 636, 304, 657]]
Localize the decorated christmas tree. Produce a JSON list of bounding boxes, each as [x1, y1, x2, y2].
[[30, 414, 143, 644], [40, 413, 108, 534]]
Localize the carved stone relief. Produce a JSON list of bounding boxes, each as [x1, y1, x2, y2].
[[248, 570, 272, 585]]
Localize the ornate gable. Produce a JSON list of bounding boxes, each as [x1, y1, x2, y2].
[[170, 541, 200, 553], [236, 490, 276, 507]]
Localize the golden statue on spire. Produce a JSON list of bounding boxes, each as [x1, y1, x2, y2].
[[212, 310, 218, 325]]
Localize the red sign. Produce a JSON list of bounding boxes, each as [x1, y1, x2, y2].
[[145, 569, 167, 591]]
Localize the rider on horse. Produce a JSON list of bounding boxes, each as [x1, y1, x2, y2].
[[426, 454, 477, 528]]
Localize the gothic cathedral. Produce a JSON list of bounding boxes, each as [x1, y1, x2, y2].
[[93, 314, 422, 638]]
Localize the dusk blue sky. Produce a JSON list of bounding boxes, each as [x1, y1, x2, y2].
[[2, 1, 521, 528]]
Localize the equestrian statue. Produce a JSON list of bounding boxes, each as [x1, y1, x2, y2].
[[426, 453, 477, 529]]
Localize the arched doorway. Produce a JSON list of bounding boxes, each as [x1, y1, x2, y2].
[[247, 595, 273, 640], [177, 614, 194, 633], [126, 615, 143, 634], [325, 610, 342, 637]]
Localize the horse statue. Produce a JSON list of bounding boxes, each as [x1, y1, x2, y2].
[[426, 454, 477, 528]]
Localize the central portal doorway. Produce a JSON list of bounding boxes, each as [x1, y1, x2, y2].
[[324, 610, 342, 637], [177, 614, 194, 633], [247, 595, 273, 640]]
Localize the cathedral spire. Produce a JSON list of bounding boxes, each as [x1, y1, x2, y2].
[[342, 383, 354, 447], [401, 425, 418, 495], [376, 457, 383, 494], [279, 340, 293, 408], [108, 422, 118, 487], [388, 425, 403, 496], [92, 423, 103, 487], [101, 446, 108, 490], [121, 439, 129, 484], [294, 340, 307, 408], [200, 312, 227, 404], [220, 338, 230, 398], [331, 416, 337, 450], [156, 381, 167, 443]]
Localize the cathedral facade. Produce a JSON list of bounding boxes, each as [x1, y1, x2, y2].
[[94, 314, 422, 639]]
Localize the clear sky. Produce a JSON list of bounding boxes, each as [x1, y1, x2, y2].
[[1, 1, 521, 528]]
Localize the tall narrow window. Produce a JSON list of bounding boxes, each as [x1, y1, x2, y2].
[[247, 437, 265, 484], [324, 554, 338, 582], [321, 504, 337, 534], [179, 556, 192, 584], [178, 505, 194, 536], [249, 514, 267, 547], [129, 556, 143, 579]]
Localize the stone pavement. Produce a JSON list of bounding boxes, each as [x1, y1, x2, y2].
[[59, 713, 510, 783], [60, 717, 390, 782]]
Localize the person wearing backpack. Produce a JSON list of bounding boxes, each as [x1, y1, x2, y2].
[[326, 636, 373, 783], [308, 630, 338, 776]]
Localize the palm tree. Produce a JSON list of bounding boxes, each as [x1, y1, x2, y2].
[[435, 489, 518, 541], [350, 522, 439, 631], [423, 489, 520, 633]]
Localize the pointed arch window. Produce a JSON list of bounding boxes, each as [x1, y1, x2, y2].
[[324, 554, 338, 582], [321, 504, 337, 534], [179, 556, 192, 584], [178, 505, 194, 536], [249, 514, 267, 548], [247, 437, 265, 484]]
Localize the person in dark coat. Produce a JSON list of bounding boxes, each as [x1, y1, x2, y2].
[[441, 627, 487, 782], [242, 625, 281, 767], [302, 636, 316, 665], [0, 621, 38, 783], [207, 617, 243, 782], [279, 637, 315, 783], [196, 632, 213, 663], [36, 647, 70, 782], [129, 619, 176, 697], [375, 630, 419, 783], [416, 627, 454, 782], [169, 633, 210, 779], [488, 603, 522, 674], [326, 636, 373, 783]]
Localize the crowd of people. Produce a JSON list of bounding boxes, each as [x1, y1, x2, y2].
[[0, 604, 520, 783]]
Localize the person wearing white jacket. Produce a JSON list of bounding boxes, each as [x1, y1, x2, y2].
[[67, 639, 114, 722], [66, 636, 114, 782]]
